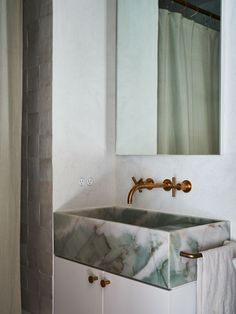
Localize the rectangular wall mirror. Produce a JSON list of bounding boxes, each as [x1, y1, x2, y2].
[[116, 0, 221, 155]]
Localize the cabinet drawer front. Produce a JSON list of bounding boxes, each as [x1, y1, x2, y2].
[[54, 257, 103, 314], [103, 272, 169, 314]]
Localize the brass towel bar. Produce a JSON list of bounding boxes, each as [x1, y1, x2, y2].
[[180, 251, 203, 259]]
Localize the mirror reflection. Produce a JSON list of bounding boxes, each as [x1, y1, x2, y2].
[[116, 0, 221, 155]]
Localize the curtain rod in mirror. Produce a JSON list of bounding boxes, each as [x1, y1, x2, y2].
[[172, 0, 220, 21]]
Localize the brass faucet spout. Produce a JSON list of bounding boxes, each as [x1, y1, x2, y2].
[[127, 178, 165, 204], [127, 185, 140, 204], [127, 182, 156, 204]]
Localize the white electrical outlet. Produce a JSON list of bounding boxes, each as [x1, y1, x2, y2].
[[87, 177, 94, 186], [79, 177, 85, 186]]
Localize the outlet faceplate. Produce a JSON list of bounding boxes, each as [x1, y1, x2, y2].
[[79, 177, 85, 186], [87, 177, 94, 186]]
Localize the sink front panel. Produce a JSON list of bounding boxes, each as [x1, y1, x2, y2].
[[54, 208, 230, 289], [54, 212, 170, 288]]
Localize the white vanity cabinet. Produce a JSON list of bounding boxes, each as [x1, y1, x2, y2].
[[54, 256, 196, 314]]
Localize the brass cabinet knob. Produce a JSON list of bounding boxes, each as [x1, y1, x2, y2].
[[88, 275, 98, 284], [100, 279, 111, 288]]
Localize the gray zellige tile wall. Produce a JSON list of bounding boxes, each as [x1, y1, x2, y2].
[[21, 0, 53, 313]]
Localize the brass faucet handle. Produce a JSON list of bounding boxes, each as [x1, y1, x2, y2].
[[171, 177, 176, 197], [132, 176, 143, 184], [131, 176, 143, 193]]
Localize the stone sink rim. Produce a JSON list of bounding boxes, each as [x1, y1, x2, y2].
[[54, 206, 227, 233]]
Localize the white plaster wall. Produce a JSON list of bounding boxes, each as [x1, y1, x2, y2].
[[53, 0, 116, 210], [116, 1, 236, 239]]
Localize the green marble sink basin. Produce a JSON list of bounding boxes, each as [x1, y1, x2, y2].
[[54, 207, 230, 289]]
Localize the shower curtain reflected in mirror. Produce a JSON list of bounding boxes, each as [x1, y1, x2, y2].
[[0, 0, 22, 313], [157, 9, 220, 154]]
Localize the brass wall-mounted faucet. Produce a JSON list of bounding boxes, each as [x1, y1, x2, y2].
[[127, 176, 192, 204]]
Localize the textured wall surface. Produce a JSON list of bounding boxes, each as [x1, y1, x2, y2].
[[20, 0, 53, 313], [53, 0, 116, 211]]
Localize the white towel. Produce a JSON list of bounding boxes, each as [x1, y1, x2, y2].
[[197, 241, 236, 314]]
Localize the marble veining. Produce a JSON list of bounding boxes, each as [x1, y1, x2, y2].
[[54, 207, 230, 289]]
